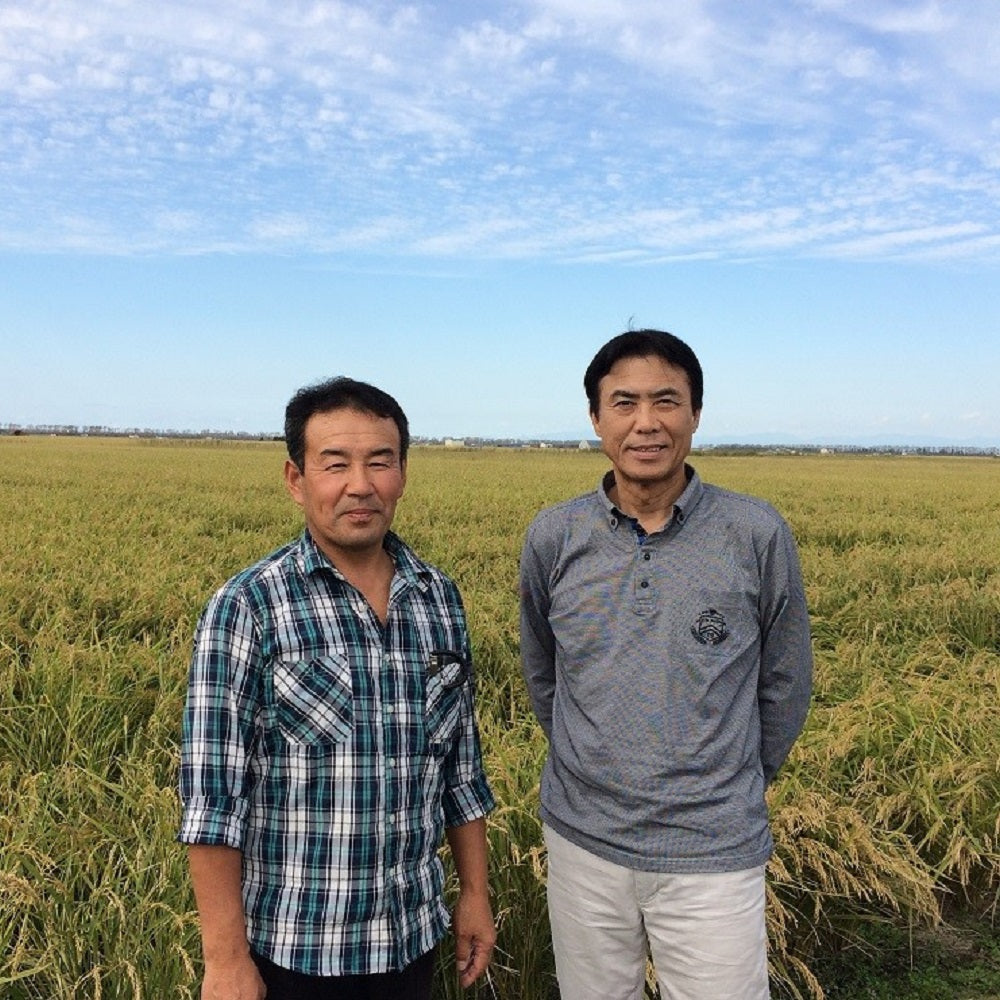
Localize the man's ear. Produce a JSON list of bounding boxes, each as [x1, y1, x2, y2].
[[284, 459, 304, 506]]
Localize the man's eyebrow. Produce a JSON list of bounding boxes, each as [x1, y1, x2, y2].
[[317, 446, 397, 459], [608, 387, 684, 399]]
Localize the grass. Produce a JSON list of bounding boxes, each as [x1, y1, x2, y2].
[[814, 919, 1000, 1000]]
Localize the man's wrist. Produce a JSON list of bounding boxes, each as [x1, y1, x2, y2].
[[202, 937, 253, 965]]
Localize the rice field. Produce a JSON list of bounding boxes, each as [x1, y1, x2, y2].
[[1, 436, 998, 998]]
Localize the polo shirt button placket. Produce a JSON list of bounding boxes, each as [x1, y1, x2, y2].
[[641, 548, 653, 587], [634, 545, 655, 607]]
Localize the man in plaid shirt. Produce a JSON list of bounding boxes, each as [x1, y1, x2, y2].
[[179, 377, 495, 1000]]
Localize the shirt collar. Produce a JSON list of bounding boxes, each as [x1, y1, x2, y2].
[[597, 464, 705, 533], [296, 529, 432, 590]]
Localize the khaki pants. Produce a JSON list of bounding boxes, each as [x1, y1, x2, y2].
[[544, 825, 769, 1000]]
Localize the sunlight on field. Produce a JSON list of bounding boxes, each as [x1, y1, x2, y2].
[[1, 437, 998, 999]]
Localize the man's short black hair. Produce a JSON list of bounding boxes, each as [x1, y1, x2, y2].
[[584, 329, 703, 416], [284, 377, 410, 471]]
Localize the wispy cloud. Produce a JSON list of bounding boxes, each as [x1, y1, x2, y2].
[[1, 0, 997, 263]]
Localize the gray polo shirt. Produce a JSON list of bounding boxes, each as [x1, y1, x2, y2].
[[519, 467, 812, 873]]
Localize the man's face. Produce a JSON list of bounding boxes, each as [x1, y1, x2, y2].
[[285, 408, 406, 566], [590, 354, 701, 496]]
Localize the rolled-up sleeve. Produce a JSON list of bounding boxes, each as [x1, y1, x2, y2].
[[178, 588, 260, 847], [441, 614, 495, 828], [441, 695, 494, 828]]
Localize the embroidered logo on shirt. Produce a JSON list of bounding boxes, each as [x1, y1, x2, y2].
[[691, 608, 729, 646]]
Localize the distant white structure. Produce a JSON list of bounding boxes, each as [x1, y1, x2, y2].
[[579, 440, 591, 450], [444, 438, 466, 449]]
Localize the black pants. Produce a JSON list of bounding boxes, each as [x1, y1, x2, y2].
[[251, 947, 436, 1000]]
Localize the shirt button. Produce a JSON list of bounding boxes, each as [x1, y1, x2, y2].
[[640, 580, 649, 589], [643, 552, 651, 561], [385, 705, 395, 714]]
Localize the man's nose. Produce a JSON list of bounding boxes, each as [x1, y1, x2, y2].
[[634, 402, 659, 430], [345, 465, 375, 494]]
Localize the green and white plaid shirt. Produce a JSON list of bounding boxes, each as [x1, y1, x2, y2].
[[179, 530, 494, 976]]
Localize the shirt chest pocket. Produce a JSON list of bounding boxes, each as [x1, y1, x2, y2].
[[272, 653, 354, 746], [684, 596, 757, 659]]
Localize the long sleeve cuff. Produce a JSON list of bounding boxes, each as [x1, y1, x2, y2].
[[443, 773, 495, 829], [177, 795, 248, 848]]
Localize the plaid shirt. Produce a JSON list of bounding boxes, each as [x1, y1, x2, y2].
[[178, 530, 494, 976]]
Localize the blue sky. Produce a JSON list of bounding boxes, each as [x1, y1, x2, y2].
[[2, 0, 999, 445]]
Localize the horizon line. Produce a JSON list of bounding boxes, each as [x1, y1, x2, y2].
[[2, 423, 998, 454]]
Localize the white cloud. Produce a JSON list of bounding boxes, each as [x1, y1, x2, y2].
[[413, 216, 529, 255], [834, 46, 879, 80], [456, 21, 528, 62], [0, 0, 997, 263], [155, 210, 201, 233], [248, 214, 312, 241], [824, 222, 987, 258]]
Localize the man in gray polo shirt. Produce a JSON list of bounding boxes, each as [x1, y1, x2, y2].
[[519, 329, 812, 1000]]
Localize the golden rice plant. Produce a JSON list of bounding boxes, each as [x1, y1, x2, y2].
[[1, 438, 998, 999]]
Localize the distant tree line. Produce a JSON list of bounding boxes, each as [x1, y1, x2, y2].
[[697, 443, 1000, 457], [2, 425, 996, 457], [0, 423, 283, 441]]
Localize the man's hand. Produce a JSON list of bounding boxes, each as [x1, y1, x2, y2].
[[201, 954, 266, 1000], [188, 845, 266, 1000], [453, 886, 496, 988], [445, 818, 495, 988]]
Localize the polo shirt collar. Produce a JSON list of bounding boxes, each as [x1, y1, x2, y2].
[[597, 464, 705, 532]]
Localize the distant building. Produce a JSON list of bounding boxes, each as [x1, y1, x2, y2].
[[579, 440, 591, 450], [444, 438, 466, 449]]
